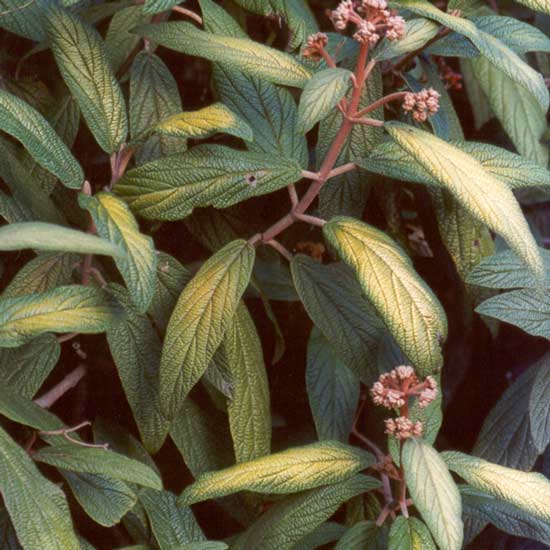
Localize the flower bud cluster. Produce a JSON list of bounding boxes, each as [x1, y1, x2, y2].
[[328, 0, 406, 47], [384, 416, 423, 440], [402, 88, 441, 122], [302, 32, 329, 61]]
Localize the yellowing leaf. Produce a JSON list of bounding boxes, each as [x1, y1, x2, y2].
[[134, 22, 312, 88], [178, 441, 375, 506], [79, 192, 157, 312], [46, 6, 128, 153], [402, 439, 463, 550], [323, 217, 447, 376], [388, 516, 436, 550], [385, 122, 543, 282], [0, 285, 122, 347], [115, 144, 302, 221], [0, 89, 83, 189], [154, 103, 253, 141], [0, 425, 80, 549], [514, 0, 550, 13], [159, 240, 255, 418], [443, 451, 550, 521]]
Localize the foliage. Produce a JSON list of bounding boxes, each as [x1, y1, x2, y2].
[[0, 0, 549, 548]]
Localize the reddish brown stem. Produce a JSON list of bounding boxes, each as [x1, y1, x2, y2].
[[172, 5, 203, 24], [355, 91, 408, 118]]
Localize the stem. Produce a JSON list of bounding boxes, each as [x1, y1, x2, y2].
[[56, 332, 79, 344], [292, 213, 326, 227], [355, 91, 407, 117], [348, 117, 385, 127], [39, 421, 109, 450], [172, 5, 203, 24], [34, 365, 87, 409], [288, 184, 299, 208], [267, 239, 293, 262], [301, 170, 321, 181], [327, 162, 356, 179], [319, 46, 336, 69], [351, 427, 385, 461]]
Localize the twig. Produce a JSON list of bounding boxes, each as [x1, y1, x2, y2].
[[355, 91, 407, 117], [327, 162, 356, 179], [292, 212, 326, 227], [0, 0, 36, 17], [267, 239, 294, 262], [375, 502, 395, 526], [34, 365, 87, 409], [348, 117, 385, 127], [39, 421, 108, 450], [288, 184, 299, 208], [301, 170, 321, 181], [172, 5, 203, 24], [56, 332, 79, 344]]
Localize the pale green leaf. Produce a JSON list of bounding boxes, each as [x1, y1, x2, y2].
[[291, 256, 385, 382], [115, 145, 302, 221], [159, 240, 255, 418], [374, 18, 439, 61], [0, 285, 123, 348], [0, 191, 32, 224], [153, 103, 253, 142], [178, 440, 375, 506], [401, 438, 463, 550], [473, 363, 539, 470], [293, 522, 347, 550], [0, 222, 122, 257], [230, 475, 380, 550], [0, 425, 80, 549], [530, 352, 550, 452], [46, 6, 128, 153], [476, 288, 550, 338], [306, 328, 360, 442], [139, 489, 205, 549], [461, 58, 493, 130], [130, 51, 185, 165], [143, 0, 180, 13], [334, 521, 380, 549], [514, 0, 550, 13], [60, 470, 136, 527], [0, 334, 60, 398], [79, 192, 157, 312], [0, 89, 83, 189], [467, 248, 550, 289], [388, 516, 436, 550], [224, 303, 271, 462], [33, 444, 162, 489], [385, 122, 543, 281], [323, 217, 447, 376], [133, 22, 312, 88], [443, 451, 550, 521], [297, 68, 351, 134], [106, 285, 169, 454], [0, 0, 45, 40]]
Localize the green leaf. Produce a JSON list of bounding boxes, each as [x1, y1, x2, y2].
[[224, 303, 271, 462], [143, 0, 180, 13], [292, 256, 385, 381], [473, 363, 539, 470], [149, 252, 191, 333], [293, 522, 347, 550], [530, 353, 550, 452], [0, 89, 83, 189], [134, 22, 312, 87], [323, 217, 447, 376], [0, 505, 20, 550], [153, 103, 253, 142], [79, 192, 157, 312], [0, 425, 80, 549], [388, 516, 436, 550], [461, 486, 550, 546], [0, 0, 46, 40], [115, 145, 302, 221], [60, 470, 136, 527], [401, 439, 463, 550], [443, 451, 550, 521], [514, 0, 550, 13], [130, 51, 185, 165], [334, 521, 381, 549], [0, 222, 123, 258], [231, 475, 379, 550], [106, 285, 169, 454], [178, 440, 375, 506], [33, 445, 162, 489], [46, 6, 128, 153], [139, 489, 205, 548], [467, 248, 550, 289], [475, 288, 550, 338], [159, 240, 255, 418], [385, 122, 543, 281], [0, 334, 60, 398], [0, 285, 123, 347], [395, 0, 549, 110], [374, 18, 439, 61], [306, 328, 360, 442], [297, 68, 352, 134]]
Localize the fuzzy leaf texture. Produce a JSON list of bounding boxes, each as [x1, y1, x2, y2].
[[443, 451, 550, 521], [401, 438, 463, 550], [0, 89, 83, 189], [0, 285, 123, 348], [46, 5, 128, 153], [297, 68, 352, 134], [513, 0, 550, 13], [159, 240, 255, 418], [133, 22, 312, 88], [79, 192, 157, 312], [385, 123, 544, 282], [114, 145, 302, 221], [0, 425, 80, 549], [388, 516, 436, 550], [323, 217, 447, 376], [530, 353, 550, 452], [178, 441, 375, 505]]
